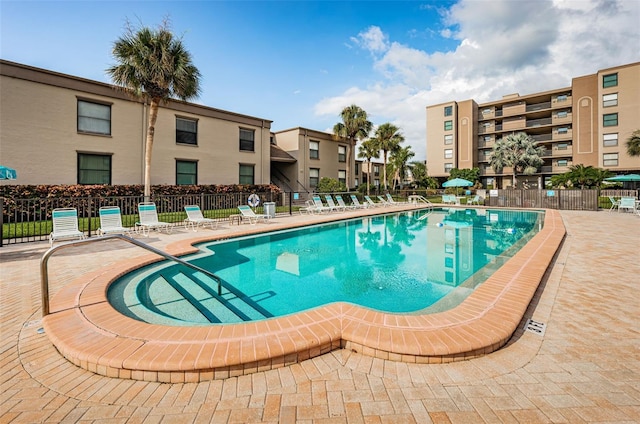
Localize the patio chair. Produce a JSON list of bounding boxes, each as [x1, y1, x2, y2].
[[97, 206, 132, 236], [238, 205, 271, 224], [136, 202, 172, 236], [385, 193, 408, 205], [618, 197, 636, 213], [364, 195, 381, 207], [335, 195, 356, 210], [311, 196, 332, 213], [184, 205, 218, 231], [377, 195, 392, 207], [350, 194, 369, 209], [325, 195, 345, 212], [608, 196, 620, 212], [49, 208, 86, 246], [467, 195, 481, 205]]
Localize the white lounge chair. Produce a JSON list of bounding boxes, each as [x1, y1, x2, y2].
[[335, 195, 356, 210], [467, 195, 481, 205], [385, 193, 408, 205], [325, 195, 345, 212], [364, 195, 381, 207], [238, 205, 271, 224], [311, 196, 332, 213], [97, 206, 131, 236], [608, 196, 620, 212], [49, 208, 86, 246], [377, 195, 392, 207], [136, 202, 172, 236], [618, 197, 636, 213], [184, 205, 218, 231], [350, 195, 369, 209]]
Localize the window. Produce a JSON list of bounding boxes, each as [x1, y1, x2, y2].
[[444, 149, 453, 159], [239, 128, 255, 151], [603, 133, 618, 147], [444, 105, 453, 116], [557, 143, 568, 150], [444, 134, 453, 145], [77, 153, 111, 184], [603, 113, 618, 127], [557, 127, 568, 134], [338, 170, 346, 185], [355, 163, 359, 174], [373, 165, 380, 176], [310, 140, 319, 159], [602, 73, 618, 88], [556, 94, 568, 102], [239, 164, 255, 184], [556, 111, 568, 118], [77, 100, 111, 135], [338, 145, 346, 162], [444, 163, 453, 173], [309, 168, 319, 187], [603, 93, 618, 107], [444, 257, 453, 268], [176, 160, 197, 185], [603, 153, 618, 166], [354, 178, 359, 187], [557, 160, 568, 167], [176, 118, 197, 145], [444, 120, 453, 131]]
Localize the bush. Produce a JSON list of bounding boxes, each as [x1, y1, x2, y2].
[[316, 178, 347, 193]]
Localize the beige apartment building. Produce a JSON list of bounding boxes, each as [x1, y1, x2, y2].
[[271, 127, 352, 192], [1, 60, 293, 188], [426, 62, 640, 189]]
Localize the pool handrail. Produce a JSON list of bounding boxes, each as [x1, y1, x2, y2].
[[40, 234, 223, 317]]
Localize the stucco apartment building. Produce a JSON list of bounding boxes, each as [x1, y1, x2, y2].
[[426, 62, 640, 189], [0, 60, 353, 193]]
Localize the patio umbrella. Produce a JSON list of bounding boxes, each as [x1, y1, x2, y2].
[[442, 177, 473, 195], [604, 174, 640, 182], [0, 165, 17, 180]]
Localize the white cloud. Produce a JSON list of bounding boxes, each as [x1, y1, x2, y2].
[[314, 0, 640, 162]]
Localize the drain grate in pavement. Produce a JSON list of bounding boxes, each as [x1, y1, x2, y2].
[[524, 318, 546, 336]]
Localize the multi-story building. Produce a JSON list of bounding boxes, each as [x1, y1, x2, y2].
[[0, 60, 356, 194], [426, 62, 640, 188]]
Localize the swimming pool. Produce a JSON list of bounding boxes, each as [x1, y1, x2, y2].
[[108, 208, 543, 325]]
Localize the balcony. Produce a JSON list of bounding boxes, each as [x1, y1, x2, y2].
[[551, 95, 572, 108], [540, 147, 573, 158], [526, 117, 553, 128], [531, 133, 553, 142], [552, 130, 573, 141], [526, 101, 551, 112]]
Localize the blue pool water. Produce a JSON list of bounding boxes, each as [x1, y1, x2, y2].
[[108, 208, 543, 325]]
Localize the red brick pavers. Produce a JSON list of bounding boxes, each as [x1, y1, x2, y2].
[[2, 209, 639, 423]]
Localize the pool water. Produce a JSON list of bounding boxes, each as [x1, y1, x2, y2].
[[108, 208, 543, 325]]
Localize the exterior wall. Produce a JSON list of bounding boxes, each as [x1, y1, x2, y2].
[[425, 62, 640, 188], [274, 128, 349, 191], [0, 60, 272, 186]]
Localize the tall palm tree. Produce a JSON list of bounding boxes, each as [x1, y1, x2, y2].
[[333, 105, 372, 189], [357, 138, 379, 195], [370, 123, 404, 190], [490, 132, 544, 188], [626, 129, 640, 157], [389, 146, 414, 189], [107, 20, 201, 198]]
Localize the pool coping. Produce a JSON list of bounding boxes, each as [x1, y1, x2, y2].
[[43, 207, 565, 382]]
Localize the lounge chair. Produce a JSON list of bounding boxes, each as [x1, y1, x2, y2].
[[608, 196, 620, 212], [311, 196, 332, 213], [238, 205, 271, 224], [385, 193, 408, 205], [442, 194, 456, 205], [136, 202, 172, 236], [49, 208, 86, 246], [184, 205, 218, 231], [350, 195, 369, 209], [618, 197, 636, 213], [325, 195, 345, 212], [377, 195, 392, 207], [97, 206, 131, 236], [335, 195, 356, 210], [467, 195, 481, 205], [364, 195, 381, 207]]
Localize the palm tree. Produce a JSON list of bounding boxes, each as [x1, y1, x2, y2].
[[490, 132, 544, 188], [389, 146, 414, 189], [370, 123, 404, 190], [357, 139, 379, 195], [626, 129, 640, 157], [333, 105, 372, 189], [107, 20, 201, 198]]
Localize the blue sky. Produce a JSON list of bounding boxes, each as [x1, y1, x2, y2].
[[2, 0, 639, 162]]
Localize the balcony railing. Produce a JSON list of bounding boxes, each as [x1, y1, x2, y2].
[[526, 101, 551, 112], [526, 117, 553, 128], [531, 133, 553, 142]]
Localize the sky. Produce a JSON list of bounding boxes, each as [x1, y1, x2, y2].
[[2, 0, 639, 162]]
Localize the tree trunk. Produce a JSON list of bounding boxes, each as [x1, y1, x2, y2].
[[144, 99, 160, 200], [512, 172, 517, 189], [383, 151, 388, 190], [345, 139, 355, 189], [367, 159, 372, 195]]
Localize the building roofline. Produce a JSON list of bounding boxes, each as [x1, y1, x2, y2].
[[274, 126, 348, 142], [0, 59, 272, 128]]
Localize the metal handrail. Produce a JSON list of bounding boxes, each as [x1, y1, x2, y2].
[[40, 234, 222, 316]]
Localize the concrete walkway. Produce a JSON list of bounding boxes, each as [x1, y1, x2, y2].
[[1, 210, 639, 423]]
